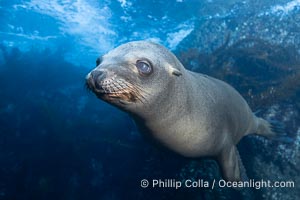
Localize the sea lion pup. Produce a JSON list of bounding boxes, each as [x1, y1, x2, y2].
[[86, 41, 283, 182]]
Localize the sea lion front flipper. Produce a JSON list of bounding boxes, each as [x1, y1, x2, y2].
[[236, 148, 249, 182], [217, 145, 248, 182]]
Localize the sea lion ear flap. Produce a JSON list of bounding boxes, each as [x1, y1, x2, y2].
[[166, 64, 182, 76], [171, 68, 182, 76]]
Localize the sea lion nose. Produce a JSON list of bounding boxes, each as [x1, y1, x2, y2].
[[90, 70, 106, 90], [91, 70, 105, 82]]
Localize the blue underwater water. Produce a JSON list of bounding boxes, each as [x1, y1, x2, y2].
[[0, 0, 300, 200]]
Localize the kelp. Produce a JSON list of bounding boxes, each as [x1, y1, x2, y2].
[[178, 36, 300, 110]]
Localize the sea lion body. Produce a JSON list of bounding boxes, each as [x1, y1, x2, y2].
[[144, 72, 254, 157], [86, 41, 276, 181]]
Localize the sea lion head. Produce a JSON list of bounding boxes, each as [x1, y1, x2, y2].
[[86, 41, 184, 115]]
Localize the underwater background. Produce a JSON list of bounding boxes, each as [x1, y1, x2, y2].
[[0, 0, 299, 199]]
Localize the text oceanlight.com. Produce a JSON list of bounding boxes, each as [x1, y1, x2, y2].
[[140, 179, 295, 189]]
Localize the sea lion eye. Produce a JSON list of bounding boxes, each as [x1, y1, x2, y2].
[[136, 60, 152, 76]]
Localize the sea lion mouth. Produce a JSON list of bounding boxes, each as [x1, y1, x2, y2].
[[86, 74, 145, 105]]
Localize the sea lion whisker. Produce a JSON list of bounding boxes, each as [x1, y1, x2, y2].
[[111, 82, 119, 93], [123, 84, 146, 104], [133, 93, 145, 104], [124, 82, 145, 95], [123, 82, 147, 104], [133, 83, 151, 96], [134, 87, 150, 103], [130, 86, 147, 102], [123, 87, 139, 102]]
